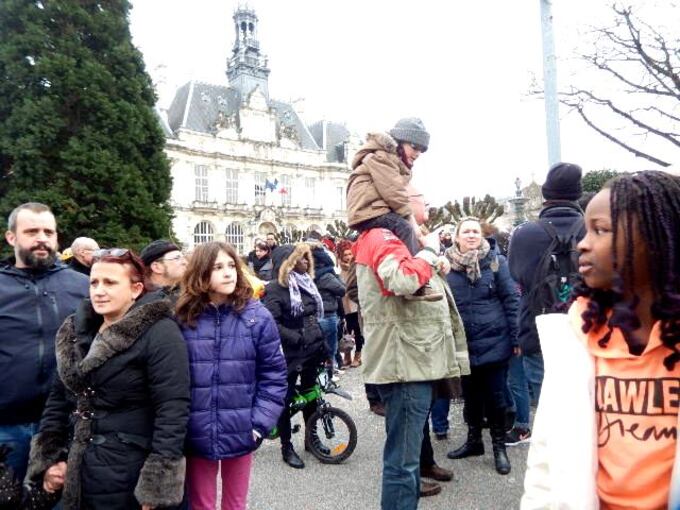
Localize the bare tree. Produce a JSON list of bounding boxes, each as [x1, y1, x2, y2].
[[561, 4, 679, 167]]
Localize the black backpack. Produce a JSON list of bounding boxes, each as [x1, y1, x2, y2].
[[527, 218, 584, 315]]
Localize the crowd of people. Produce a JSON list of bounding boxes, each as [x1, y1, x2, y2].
[[0, 117, 678, 510]]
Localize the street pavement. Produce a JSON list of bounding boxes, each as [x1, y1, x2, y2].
[[246, 366, 530, 510]]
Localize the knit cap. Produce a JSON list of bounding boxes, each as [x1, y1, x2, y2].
[[389, 117, 430, 152], [542, 162, 583, 201], [140, 239, 181, 266]]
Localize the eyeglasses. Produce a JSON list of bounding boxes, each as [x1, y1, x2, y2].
[[93, 248, 129, 260], [159, 254, 186, 262], [92, 248, 146, 278]]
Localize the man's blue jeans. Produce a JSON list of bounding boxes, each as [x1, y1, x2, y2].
[[318, 313, 339, 367], [523, 351, 544, 407], [430, 397, 450, 435], [507, 355, 530, 428], [0, 422, 40, 482], [377, 382, 433, 510]]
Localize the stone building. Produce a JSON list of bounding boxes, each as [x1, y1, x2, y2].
[[159, 7, 360, 253]]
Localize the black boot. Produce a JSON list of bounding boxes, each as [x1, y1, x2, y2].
[[281, 443, 305, 469], [447, 427, 484, 459], [491, 424, 511, 475]]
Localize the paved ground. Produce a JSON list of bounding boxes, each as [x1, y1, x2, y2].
[[246, 367, 530, 510]]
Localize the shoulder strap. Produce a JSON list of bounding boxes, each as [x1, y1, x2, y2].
[[538, 219, 559, 240], [565, 217, 585, 240]]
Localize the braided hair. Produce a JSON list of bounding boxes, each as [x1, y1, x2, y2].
[[575, 170, 680, 370]]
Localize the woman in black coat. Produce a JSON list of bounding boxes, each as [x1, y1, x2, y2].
[[263, 243, 326, 470], [26, 250, 190, 510], [248, 240, 274, 281], [311, 245, 346, 370], [443, 218, 519, 476]]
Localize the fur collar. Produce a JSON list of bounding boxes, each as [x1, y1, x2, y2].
[[56, 300, 173, 393], [351, 132, 402, 171], [365, 132, 398, 153], [277, 243, 315, 288]]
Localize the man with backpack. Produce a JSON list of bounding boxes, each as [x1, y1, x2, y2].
[[506, 162, 585, 442]]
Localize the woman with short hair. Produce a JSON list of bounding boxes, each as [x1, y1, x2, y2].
[[27, 249, 190, 509], [248, 241, 273, 282]]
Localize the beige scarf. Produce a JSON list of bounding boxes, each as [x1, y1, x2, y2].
[[445, 238, 491, 282]]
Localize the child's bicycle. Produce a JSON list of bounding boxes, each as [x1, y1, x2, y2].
[[268, 367, 357, 464]]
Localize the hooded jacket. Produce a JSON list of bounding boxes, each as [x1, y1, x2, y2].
[[180, 299, 287, 460], [346, 132, 412, 227], [263, 244, 326, 374], [311, 246, 346, 316], [508, 202, 585, 355], [353, 228, 470, 384], [26, 299, 190, 510], [0, 261, 89, 424]]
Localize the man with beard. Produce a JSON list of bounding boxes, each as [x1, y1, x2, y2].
[[140, 239, 188, 299], [0, 203, 89, 482]]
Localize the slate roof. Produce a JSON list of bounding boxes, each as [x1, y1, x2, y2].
[[309, 121, 351, 163], [165, 81, 321, 152]]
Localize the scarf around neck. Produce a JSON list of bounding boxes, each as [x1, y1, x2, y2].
[[446, 238, 491, 283], [288, 271, 324, 319]]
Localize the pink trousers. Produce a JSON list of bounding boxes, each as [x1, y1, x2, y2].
[[186, 453, 253, 510]]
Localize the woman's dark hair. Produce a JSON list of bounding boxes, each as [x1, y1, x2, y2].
[[176, 242, 253, 327], [574, 170, 680, 370], [254, 241, 270, 254]]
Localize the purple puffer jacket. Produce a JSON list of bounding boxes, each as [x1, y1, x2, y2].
[[180, 299, 288, 459]]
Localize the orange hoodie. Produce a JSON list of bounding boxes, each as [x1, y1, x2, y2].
[[570, 298, 680, 510]]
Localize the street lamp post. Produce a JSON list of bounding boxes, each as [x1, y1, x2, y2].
[[540, 0, 561, 167]]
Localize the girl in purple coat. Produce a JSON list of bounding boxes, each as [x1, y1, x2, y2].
[[176, 242, 287, 510]]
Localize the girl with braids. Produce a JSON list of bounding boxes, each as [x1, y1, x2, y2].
[[522, 170, 680, 510]]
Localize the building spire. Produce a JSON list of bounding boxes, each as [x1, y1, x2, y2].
[[226, 5, 270, 102]]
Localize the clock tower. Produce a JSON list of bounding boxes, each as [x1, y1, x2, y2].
[[226, 7, 270, 102]]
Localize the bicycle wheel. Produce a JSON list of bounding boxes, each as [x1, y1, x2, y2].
[[304, 406, 357, 464]]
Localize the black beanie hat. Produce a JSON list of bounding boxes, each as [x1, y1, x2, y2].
[[140, 239, 180, 266], [542, 162, 583, 201]]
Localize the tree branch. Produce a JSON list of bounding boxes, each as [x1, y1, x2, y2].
[[566, 101, 671, 167]]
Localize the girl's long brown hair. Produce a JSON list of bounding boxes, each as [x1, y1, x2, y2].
[[176, 242, 253, 327]]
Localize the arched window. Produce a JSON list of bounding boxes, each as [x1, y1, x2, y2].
[[193, 221, 214, 245], [225, 222, 244, 254]]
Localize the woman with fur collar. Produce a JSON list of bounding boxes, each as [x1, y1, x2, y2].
[[25, 249, 190, 510], [263, 243, 327, 470]]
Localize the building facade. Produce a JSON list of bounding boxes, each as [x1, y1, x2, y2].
[[160, 7, 360, 253]]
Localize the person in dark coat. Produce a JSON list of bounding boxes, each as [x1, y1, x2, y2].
[[26, 249, 190, 510], [248, 240, 274, 282], [176, 242, 287, 510], [311, 244, 346, 370], [68, 237, 99, 276], [0, 203, 89, 484], [444, 218, 519, 476], [507, 163, 585, 416], [263, 243, 327, 469]]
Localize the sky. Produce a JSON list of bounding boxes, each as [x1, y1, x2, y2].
[[128, 0, 677, 206]]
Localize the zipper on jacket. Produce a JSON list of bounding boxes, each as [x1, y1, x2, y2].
[[212, 310, 221, 457], [32, 284, 47, 382]]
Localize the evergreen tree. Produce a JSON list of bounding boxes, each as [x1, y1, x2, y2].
[[0, 0, 172, 251], [581, 169, 619, 193]]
